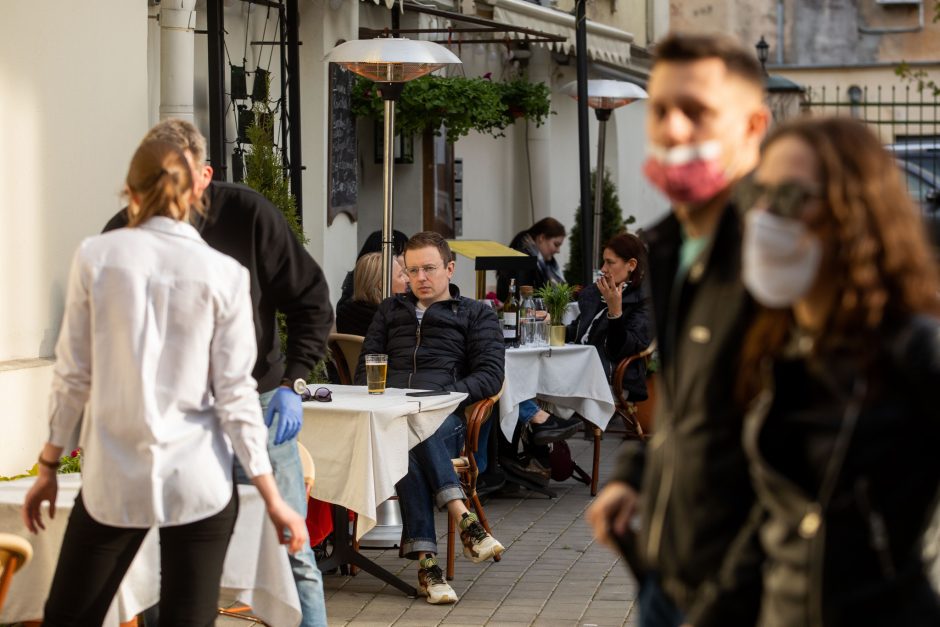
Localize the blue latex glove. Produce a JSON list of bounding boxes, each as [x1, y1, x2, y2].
[[264, 386, 303, 445]]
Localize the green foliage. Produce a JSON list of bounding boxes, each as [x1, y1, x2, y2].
[[895, 2, 940, 96], [564, 168, 636, 284], [244, 107, 307, 246], [351, 76, 552, 143], [0, 452, 81, 482], [536, 282, 576, 324]]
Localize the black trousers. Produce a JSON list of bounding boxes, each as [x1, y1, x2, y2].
[[43, 489, 238, 627]]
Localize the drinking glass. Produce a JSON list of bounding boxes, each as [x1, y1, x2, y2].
[[365, 354, 388, 394]]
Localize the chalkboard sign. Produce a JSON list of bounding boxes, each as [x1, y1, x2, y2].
[[328, 63, 358, 226]]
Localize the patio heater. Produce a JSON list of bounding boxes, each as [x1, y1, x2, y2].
[[326, 38, 461, 297], [563, 79, 647, 269]]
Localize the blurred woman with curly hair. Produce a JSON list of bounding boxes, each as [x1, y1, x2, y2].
[[722, 116, 940, 626]]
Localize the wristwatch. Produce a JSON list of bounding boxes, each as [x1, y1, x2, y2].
[[281, 377, 308, 396]]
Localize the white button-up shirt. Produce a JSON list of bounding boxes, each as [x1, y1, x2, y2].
[[48, 217, 272, 528]]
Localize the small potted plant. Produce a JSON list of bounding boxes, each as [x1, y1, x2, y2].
[[536, 283, 575, 346]]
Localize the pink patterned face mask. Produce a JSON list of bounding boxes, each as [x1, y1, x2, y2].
[[642, 141, 730, 205]]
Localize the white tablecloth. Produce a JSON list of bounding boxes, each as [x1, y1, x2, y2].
[[0, 474, 301, 626], [500, 344, 616, 441], [299, 385, 466, 540]]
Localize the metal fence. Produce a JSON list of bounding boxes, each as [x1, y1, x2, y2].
[[801, 85, 939, 209]]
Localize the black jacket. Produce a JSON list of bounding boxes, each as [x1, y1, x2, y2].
[[354, 285, 504, 407], [496, 230, 564, 302], [720, 316, 940, 627], [612, 204, 759, 626], [566, 282, 652, 400], [335, 299, 378, 338], [104, 181, 333, 393]]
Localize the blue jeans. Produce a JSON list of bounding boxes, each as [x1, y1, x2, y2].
[[396, 413, 466, 559], [235, 389, 327, 627], [518, 399, 541, 424], [638, 575, 685, 627]]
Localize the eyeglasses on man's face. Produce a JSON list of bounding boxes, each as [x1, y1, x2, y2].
[[404, 264, 444, 279]]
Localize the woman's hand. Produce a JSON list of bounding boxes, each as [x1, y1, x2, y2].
[[267, 498, 309, 554], [596, 274, 623, 317], [23, 469, 58, 533], [251, 472, 308, 553]]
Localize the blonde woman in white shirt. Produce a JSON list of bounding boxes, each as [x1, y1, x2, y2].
[[22, 140, 308, 627]]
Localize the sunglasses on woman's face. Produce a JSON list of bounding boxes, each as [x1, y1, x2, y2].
[[734, 178, 821, 220], [300, 386, 332, 402]]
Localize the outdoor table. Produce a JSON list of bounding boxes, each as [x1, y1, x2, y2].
[[298, 384, 467, 596], [500, 343, 616, 442], [0, 474, 301, 627]]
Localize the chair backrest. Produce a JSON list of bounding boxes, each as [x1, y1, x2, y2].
[[297, 442, 316, 498], [463, 379, 507, 455], [613, 342, 657, 435], [328, 333, 365, 385], [0, 533, 33, 612]]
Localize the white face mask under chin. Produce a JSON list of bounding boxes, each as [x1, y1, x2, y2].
[[742, 210, 823, 308]]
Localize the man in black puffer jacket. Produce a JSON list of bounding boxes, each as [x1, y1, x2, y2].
[[355, 232, 505, 604]]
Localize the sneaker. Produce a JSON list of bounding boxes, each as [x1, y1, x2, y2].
[[529, 414, 583, 445], [459, 513, 505, 563], [417, 560, 458, 604]]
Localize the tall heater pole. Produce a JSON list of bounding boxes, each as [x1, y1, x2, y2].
[[574, 0, 593, 285]]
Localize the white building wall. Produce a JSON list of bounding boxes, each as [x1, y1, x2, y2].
[[0, 1, 148, 475]]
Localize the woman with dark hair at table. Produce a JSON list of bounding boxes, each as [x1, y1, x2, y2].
[[502, 233, 652, 484], [336, 251, 409, 337], [567, 231, 653, 400], [22, 140, 307, 627], [723, 117, 940, 625], [496, 217, 566, 301]]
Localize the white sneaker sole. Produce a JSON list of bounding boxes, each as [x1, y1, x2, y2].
[[463, 539, 505, 563], [418, 584, 458, 604]]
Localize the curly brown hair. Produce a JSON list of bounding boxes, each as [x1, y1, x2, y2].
[[738, 116, 940, 401]]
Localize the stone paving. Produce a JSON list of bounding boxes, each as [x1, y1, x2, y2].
[[318, 432, 639, 627]]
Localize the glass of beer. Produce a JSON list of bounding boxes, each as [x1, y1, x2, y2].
[[365, 354, 388, 394]]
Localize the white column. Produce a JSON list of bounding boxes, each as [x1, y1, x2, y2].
[[159, 0, 197, 122], [526, 46, 554, 222]]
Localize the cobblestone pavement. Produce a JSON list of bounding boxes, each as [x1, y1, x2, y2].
[[319, 430, 639, 627]]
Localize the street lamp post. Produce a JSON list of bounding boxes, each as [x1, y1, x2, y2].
[[563, 79, 647, 271], [756, 36, 770, 74], [326, 38, 461, 297]]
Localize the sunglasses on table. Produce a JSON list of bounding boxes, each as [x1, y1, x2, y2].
[[734, 178, 822, 220], [298, 385, 332, 403]]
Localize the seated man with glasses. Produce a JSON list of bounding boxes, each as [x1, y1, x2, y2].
[[355, 231, 506, 604]]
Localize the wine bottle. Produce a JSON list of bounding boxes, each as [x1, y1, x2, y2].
[[503, 278, 519, 347]]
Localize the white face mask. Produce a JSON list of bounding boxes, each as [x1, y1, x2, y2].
[[742, 210, 823, 308]]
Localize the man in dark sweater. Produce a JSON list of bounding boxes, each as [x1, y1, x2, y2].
[[104, 119, 332, 626], [355, 232, 505, 604], [585, 34, 770, 627]]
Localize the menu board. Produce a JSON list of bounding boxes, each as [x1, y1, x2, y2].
[[328, 62, 358, 225]]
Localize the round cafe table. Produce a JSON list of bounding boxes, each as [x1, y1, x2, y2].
[[499, 343, 616, 442]]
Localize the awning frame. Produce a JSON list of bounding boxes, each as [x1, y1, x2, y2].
[[359, 1, 568, 46]]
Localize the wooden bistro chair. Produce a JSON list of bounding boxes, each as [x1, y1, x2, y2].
[[0, 532, 33, 613], [328, 333, 364, 385], [588, 343, 657, 496], [444, 382, 506, 580]]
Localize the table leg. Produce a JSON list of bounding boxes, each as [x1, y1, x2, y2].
[[317, 505, 417, 598]]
